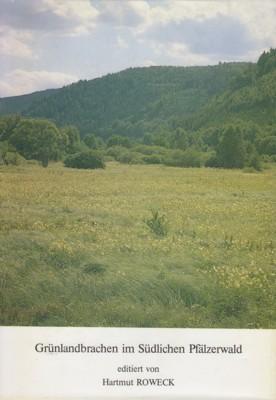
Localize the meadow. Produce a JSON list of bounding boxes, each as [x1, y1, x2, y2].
[[0, 162, 275, 328]]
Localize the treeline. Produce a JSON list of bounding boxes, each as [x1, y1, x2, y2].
[[0, 62, 249, 138], [0, 50, 275, 144], [0, 49, 276, 170], [0, 115, 83, 167], [180, 48, 276, 131], [0, 112, 275, 171]]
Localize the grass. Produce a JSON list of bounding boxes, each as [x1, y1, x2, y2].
[[0, 162, 275, 327]]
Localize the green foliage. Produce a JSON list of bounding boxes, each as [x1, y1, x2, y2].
[[83, 263, 106, 275], [0, 63, 250, 138], [105, 146, 141, 164], [245, 144, 262, 171], [133, 144, 168, 156], [262, 154, 276, 163], [9, 118, 65, 167], [1, 49, 276, 170], [142, 154, 164, 164], [0, 89, 56, 115], [83, 133, 104, 149], [0, 114, 22, 141], [257, 48, 276, 77], [116, 150, 144, 165], [145, 210, 168, 237], [106, 145, 128, 160], [64, 150, 105, 169], [61, 125, 81, 154], [169, 127, 189, 150], [205, 154, 220, 168], [216, 126, 246, 168], [243, 166, 259, 173], [257, 136, 276, 155], [0, 141, 25, 165], [3, 151, 24, 166], [107, 135, 131, 148], [164, 148, 202, 167], [190, 68, 276, 130]]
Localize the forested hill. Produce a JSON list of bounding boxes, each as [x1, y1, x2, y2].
[[185, 60, 276, 130], [0, 88, 57, 116], [0, 63, 249, 138]]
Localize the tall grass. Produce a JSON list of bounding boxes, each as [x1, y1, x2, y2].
[[0, 162, 275, 327]]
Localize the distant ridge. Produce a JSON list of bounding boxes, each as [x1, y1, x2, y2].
[[1, 50, 275, 138], [0, 88, 57, 115], [0, 63, 249, 137]]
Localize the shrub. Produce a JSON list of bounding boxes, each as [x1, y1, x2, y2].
[[205, 153, 220, 168], [83, 263, 106, 275], [4, 151, 25, 165], [145, 210, 168, 236], [64, 150, 105, 169], [133, 145, 168, 156], [143, 154, 164, 164], [106, 145, 127, 160], [0, 142, 25, 165], [257, 136, 276, 155], [243, 167, 258, 173], [247, 153, 262, 171], [106, 146, 144, 164], [107, 135, 131, 148], [164, 148, 202, 167], [117, 151, 144, 164]]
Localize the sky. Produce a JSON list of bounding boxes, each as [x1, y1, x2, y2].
[[0, 0, 276, 97]]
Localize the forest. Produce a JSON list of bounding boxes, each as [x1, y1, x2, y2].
[[0, 49, 276, 171]]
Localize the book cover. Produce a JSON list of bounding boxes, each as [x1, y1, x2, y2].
[[0, 1, 275, 399]]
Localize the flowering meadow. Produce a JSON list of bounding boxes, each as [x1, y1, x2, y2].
[[0, 162, 275, 327]]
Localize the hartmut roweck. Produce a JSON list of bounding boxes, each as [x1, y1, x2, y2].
[[102, 378, 175, 387]]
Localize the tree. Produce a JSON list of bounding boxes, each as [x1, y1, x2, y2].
[[257, 136, 276, 155], [64, 150, 105, 169], [0, 114, 22, 141], [61, 125, 81, 154], [216, 125, 246, 168], [107, 135, 131, 148], [9, 118, 66, 167], [257, 48, 276, 76], [170, 128, 189, 150], [143, 133, 154, 145], [84, 133, 97, 149]]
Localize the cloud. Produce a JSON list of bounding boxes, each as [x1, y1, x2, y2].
[[149, 41, 213, 66], [96, 1, 148, 27], [233, 1, 276, 49], [42, 0, 99, 34], [0, 69, 78, 97], [143, 59, 157, 67], [146, 15, 255, 60], [0, 0, 99, 35], [94, 1, 276, 51], [117, 35, 128, 49], [0, 27, 33, 58]]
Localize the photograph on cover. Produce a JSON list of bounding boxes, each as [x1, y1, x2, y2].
[[0, 0, 275, 329]]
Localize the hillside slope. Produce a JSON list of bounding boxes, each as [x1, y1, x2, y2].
[[0, 63, 249, 137], [0, 88, 57, 115], [186, 67, 276, 130]]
